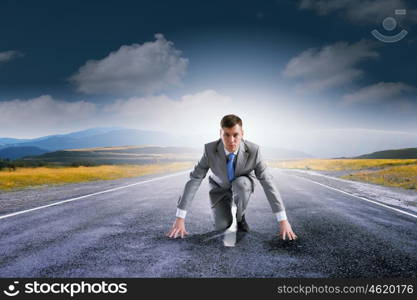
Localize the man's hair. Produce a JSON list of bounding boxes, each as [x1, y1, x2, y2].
[[220, 114, 242, 128]]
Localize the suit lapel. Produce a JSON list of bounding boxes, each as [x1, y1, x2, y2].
[[215, 139, 248, 180], [216, 139, 228, 180], [235, 140, 248, 176]]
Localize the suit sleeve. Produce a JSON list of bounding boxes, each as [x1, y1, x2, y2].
[[177, 144, 210, 211], [254, 146, 286, 214]]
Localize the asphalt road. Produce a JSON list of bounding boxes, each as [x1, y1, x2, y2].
[[0, 169, 416, 278]]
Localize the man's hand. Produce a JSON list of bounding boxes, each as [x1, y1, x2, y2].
[[279, 220, 297, 240], [166, 217, 189, 239]]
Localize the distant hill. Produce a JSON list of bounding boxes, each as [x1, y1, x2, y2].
[[1, 127, 314, 160], [0, 127, 179, 152], [0, 137, 31, 146], [22, 145, 201, 165], [0, 146, 50, 160], [355, 147, 417, 159], [21, 144, 313, 165]]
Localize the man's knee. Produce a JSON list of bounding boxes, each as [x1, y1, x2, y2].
[[231, 176, 252, 192], [214, 218, 232, 231]]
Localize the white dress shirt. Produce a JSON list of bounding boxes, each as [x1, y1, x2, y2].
[[176, 143, 287, 222]]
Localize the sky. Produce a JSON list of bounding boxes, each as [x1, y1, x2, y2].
[[1, 0, 417, 157]]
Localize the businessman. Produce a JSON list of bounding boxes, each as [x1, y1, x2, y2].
[[166, 114, 297, 240]]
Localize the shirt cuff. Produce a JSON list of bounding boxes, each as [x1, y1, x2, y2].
[[275, 210, 287, 222], [176, 208, 187, 219]]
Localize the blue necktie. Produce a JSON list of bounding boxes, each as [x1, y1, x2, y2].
[[227, 153, 235, 182]]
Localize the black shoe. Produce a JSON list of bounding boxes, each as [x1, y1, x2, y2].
[[237, 215, 250, 232]]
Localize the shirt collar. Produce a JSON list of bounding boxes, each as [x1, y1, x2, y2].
[[224, 142, 240, 156]]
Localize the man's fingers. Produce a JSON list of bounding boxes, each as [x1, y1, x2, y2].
[[167, 228, 176, 237], [169, 228, 178, 238], [168, 229, 174, 238], [290, 229, 298, 240], [280, 230, 298, 241], [166, 226, 189, 239], [287, 230, 297, 240]]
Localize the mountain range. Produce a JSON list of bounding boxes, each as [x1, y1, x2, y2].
[[354, 148, 417, 159], [0, 127, 313, 160], [3, 127, 416, 160]]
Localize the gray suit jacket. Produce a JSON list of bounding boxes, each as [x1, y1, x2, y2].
[[177, 138, 286, 214]]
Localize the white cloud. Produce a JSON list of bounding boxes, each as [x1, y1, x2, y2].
[[0, 90, 309, 145], [342, 82, 416, 105], [68, 33, 188, 96], [282, 40, 379, 92], [0, 95, 97, 137], [0, 91, 238, 139], [99, 90, 323, 143], [0, 50, 24, 63], [101, 90, 234, 134], [299, 0, 417, 24], [281, 128, 417, 157], [2, 92, 417, 157]]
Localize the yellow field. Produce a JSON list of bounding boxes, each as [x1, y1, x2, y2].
[[270, 158, 417, 171], [270, 159, 417, 189], [0, 162, 193, 191], [2, 158, 416, 191], [341, 164, 417, 189]]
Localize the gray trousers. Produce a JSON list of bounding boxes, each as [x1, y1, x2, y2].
[[209, 176, 254, 230]]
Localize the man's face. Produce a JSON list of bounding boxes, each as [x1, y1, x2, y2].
[[220, 124, 244, 153]]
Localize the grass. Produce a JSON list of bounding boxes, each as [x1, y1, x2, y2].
[[2, 158, 416, 191], [270, 158, 417, 171], [270, 158, 417, 190], [341, 165, 417, 190], [0, 162, 193, 191]]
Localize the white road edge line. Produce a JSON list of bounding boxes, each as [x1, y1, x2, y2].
[[0, 170, 191, 221], [289, 174, 417, 219]]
